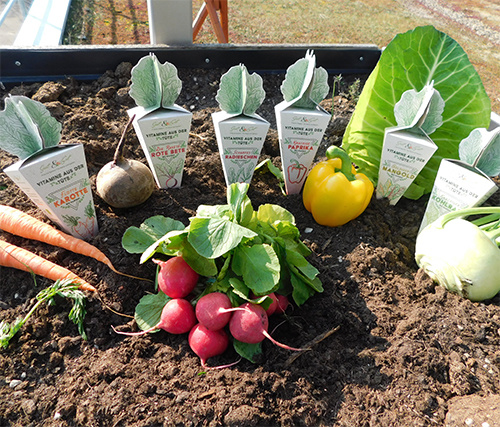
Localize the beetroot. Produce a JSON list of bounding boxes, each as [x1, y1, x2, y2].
[[154, 256, 199, 298]]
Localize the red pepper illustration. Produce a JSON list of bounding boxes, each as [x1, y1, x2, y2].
[[287, 159, 307, 184]]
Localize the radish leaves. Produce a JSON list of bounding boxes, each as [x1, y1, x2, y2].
[[122, 183, 322, 306]]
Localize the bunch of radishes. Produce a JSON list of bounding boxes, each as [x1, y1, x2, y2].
[[115, 255, 296, 368]]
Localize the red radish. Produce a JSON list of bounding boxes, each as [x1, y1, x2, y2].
[[229, 303, 302, 351], [154, 256, 199, 299], [188, 323, 233, 369], [196, 292, 234, 331], [265, 293, 279, 316], [250, 292, 279, 316], [275, 294, 290, 314], [113, 298, 196, 336]]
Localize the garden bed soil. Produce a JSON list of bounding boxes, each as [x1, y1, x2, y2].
[[1, 64, 500, 426]]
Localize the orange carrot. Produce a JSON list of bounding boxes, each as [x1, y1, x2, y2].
[[0, 239, 97, 292], [0, 205, 144, 280]]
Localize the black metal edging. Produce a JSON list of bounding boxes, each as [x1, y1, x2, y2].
[[0, 44, 381, 85]]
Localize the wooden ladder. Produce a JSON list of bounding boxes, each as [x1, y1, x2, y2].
[[193, 0, 228, 43]]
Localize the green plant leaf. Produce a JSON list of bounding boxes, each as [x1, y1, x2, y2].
[[141, 216, 186, 239], [134, 291, 171, 331], [0, 96, 61, 159], [179, 239, 218, 277], [290, 271, 316, 306], [196, 204, 232, 219], [342, 25, 491, 199], [256, 203, 295, 226], [140, 229, 188, 263], [233, 339, 262, 363], [232, 244, 280, 295], [229, 277, 250, 299], [285, 249, 319, 281], [188, 216, 257, 259], [122, 216, 185, 254], [254, 158, 285, 194], [227, 182, 252, 224]]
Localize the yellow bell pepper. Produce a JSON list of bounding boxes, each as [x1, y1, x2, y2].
[[303, 146, 374, 227]]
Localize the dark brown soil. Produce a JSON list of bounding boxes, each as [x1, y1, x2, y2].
[[1, 63, 500, 427]]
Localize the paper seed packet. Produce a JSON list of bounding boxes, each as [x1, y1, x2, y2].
[[127, 54, 192, 189], [419, 126, 500, 232], [0, 96, 98, 239], [274, 50, 331, 195], [212, 64, 270, 186], [376, 82, 443, 205]]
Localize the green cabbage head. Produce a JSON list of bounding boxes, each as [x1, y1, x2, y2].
[[342, 25, 491, 200]]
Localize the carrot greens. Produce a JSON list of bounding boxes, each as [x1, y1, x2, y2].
[[0, 279, 88, 348]]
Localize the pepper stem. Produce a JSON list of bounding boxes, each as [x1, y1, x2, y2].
[[326, 145, 356, 181]]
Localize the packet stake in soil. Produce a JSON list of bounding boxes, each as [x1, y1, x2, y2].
[[212, 64, 270, 186], [0, 96, 98, 239], [376, 82, 442, 205], [419, 126, 500, 232], [127, 54, 192, 189], [274, 50, 331, 195]]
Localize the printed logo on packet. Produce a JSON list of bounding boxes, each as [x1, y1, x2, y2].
[[47, 178, 90, 210]]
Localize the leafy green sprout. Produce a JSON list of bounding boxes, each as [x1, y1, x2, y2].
[[332, 75, 361, 103], [347, 78, 361, 103], [332, 75, 343, 98], [0, 279, 88, 349]]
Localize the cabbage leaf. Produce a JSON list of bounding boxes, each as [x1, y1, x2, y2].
[[342, 26, 491, 199]]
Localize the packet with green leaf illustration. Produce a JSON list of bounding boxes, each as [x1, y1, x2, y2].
[[274, 50, 331, 195], [212, 64, 270, 186], [0, 96, 98, 239], [127, 54, 192, 189], [376, 82, 442, 205], [419, 127, 500, 232]]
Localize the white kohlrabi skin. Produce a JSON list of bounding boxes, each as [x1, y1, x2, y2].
[[415, 218, 500, 301]]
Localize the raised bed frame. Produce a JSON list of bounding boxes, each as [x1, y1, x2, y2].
[[0, 44, 381, 86]]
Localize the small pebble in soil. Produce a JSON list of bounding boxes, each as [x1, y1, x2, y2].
[[9, 379, 22, 388]]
